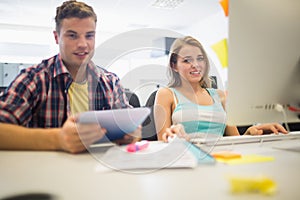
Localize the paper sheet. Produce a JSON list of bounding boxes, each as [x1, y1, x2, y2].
[[99, 140, 215, 170]]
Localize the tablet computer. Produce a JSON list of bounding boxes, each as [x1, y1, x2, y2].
[[78, 107, 151, 143]]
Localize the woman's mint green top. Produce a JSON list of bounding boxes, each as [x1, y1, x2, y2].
[[171, 88, 226, 136]]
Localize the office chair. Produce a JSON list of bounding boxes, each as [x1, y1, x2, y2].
[[125, 89, 141, 108], [0, 86, 7, 96], [210, 76, 218, 89], [142, 90, 158, 141]]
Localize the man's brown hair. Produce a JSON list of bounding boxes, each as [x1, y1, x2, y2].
[[55, 0, 97, 33]]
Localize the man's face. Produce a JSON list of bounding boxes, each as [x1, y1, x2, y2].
[[54, 17, 96, 70]]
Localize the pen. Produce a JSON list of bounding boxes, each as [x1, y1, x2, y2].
[[126, 140, 149, 152]]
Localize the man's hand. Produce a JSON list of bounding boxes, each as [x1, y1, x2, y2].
[[58, 116, 107, 153], [114, 125, 142, 145]]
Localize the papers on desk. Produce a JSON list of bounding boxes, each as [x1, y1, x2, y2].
[[99, 139, 215, 170]]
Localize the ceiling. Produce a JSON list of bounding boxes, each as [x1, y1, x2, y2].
[[0, 0, 221, 34]]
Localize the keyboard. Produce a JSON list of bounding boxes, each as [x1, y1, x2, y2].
[[190, 131, 300, 146]]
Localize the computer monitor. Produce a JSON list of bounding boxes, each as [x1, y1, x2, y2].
[[226, 0, 300, 126]]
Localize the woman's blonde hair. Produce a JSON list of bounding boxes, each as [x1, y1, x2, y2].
[[167, 36, 211, 88]]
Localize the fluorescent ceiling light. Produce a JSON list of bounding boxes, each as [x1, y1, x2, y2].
[[151, 0, 184, 9]]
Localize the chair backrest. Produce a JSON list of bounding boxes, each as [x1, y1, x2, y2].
[[125, 90, 141, 108], [0, 86, 6, 96], [142, 90, 158, 141], [210, 76, 218, 89]]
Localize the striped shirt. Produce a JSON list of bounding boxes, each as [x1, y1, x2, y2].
[[0, 54, 131, 128], [171, 88, 226, 136]]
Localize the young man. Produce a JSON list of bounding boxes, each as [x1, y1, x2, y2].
[[0, 0, 140, 153]]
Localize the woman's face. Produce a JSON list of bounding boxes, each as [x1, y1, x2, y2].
[[174, 44, 206, 84]]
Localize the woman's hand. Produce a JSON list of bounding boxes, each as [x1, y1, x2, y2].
[[244, 123, 288, 135], [161, 124, 189, 142]]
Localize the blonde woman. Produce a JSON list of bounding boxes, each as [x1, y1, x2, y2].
[[154, 36, 287, 142]]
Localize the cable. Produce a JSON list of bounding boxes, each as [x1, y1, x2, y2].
[[288, 105, 300, 112], [275, 104, 290, 133]]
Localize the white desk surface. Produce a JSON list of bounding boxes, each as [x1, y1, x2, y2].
[[1, 139, 300, 200]]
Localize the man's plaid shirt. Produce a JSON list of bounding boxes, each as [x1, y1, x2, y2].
[[0, 54, 131, 128]]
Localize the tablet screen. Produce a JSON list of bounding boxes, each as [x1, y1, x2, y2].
[[78, 107, 151, 143]]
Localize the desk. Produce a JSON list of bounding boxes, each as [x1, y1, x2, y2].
[[1, 139, 300, 200]]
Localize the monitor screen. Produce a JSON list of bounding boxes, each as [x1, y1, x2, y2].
[[226, 0, 300, 126]]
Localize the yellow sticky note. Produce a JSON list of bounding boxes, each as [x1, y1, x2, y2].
[[211, 151, 241, 159], [211, 38, 228, 68], [229, 175, 277, 195], [216, 154, 274, 165]]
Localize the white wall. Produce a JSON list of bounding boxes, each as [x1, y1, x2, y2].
[[183, 12, 229, 90], [96, 12, 229, 105]]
